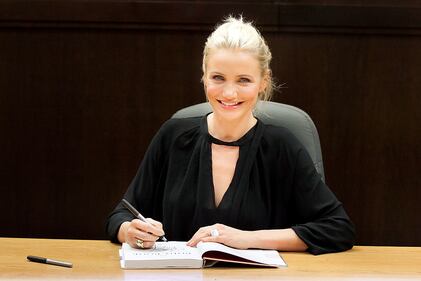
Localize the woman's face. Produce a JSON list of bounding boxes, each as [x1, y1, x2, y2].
[[204, 48, 267, 123]]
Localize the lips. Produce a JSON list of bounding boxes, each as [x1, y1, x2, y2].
[[218, 100, 243, 107]]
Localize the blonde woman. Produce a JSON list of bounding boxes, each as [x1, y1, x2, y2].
[[107, 16, 355, 255]]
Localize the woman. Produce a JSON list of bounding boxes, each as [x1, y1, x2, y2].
[[106, 16, 355, 255]]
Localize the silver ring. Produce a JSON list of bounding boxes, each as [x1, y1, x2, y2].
[[210, 228, 219, 237], [136, 239, 144, 249]]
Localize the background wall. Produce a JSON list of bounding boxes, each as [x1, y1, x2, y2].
[[1, 0, 420, 246]]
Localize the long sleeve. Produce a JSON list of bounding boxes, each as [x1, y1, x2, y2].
[[290, 144, 356, 254], [105, 122, 169, 243]]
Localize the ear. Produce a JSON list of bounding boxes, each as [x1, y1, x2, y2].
[[259, 70, 270, 93], [202, 76, 208, 92], [202, 76, 209, 102]]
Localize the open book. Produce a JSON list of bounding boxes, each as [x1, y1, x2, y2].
[[119, 241, 287, 269]]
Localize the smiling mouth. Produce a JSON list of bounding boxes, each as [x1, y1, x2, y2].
[[218, 100, 243, 107]]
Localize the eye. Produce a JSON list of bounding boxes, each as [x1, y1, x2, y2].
[[238, 77, 251, 83], [211, 75, 224, 81]]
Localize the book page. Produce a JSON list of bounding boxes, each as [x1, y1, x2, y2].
[[121, 242, 203, 269], [123, 241, 199, 257], [197, 242, 287, 267]]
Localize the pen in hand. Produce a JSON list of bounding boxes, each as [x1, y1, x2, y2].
[[121, 199, 168, 242]]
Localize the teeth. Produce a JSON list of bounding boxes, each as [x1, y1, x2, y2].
[[221, 101, 239, 106]]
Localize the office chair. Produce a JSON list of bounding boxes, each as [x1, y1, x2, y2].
[[172, 101, 325, 182]]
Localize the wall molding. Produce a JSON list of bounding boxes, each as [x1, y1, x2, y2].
[[1, 1, 421, 34]]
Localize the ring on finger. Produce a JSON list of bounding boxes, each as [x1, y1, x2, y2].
[[136, 239, 144, 249], [210, 228, 219, 237]]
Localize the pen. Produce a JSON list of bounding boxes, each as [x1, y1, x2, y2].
[[27, 255, 73, 268], [121, 199, 168, 242]]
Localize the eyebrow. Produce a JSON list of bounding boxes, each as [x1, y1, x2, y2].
[[209, 72, 254, 78]]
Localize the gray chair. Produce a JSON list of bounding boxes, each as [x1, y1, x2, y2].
[[172, 101, 325, 182]]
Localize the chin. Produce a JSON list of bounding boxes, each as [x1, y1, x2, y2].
[[214, 108, 250, 122]]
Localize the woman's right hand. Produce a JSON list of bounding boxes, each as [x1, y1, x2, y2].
[[118, 218, 165, 249]]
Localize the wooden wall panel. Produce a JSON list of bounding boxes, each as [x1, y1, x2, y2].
[[268, 32, 421, 245], [1, 1, 420, 246], [0, 28, 207, 239]]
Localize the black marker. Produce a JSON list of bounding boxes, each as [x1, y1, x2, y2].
[[27, 255, 73, 268], [122, 199, 168, 242]]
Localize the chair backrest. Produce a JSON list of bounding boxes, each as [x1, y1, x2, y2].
[[172, 101, 325, 182]]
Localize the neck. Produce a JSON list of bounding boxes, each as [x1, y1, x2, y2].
[[207, 113, 257, 142]]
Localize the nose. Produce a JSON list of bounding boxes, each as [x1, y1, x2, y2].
[[222, 84, 237, 99]]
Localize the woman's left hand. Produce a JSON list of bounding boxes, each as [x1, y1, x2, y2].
[[187, 223, 253, 249]]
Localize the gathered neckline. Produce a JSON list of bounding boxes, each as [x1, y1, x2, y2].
[[201, 115, 259, 147]]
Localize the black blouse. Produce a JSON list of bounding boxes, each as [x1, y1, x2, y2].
[[106, 116, 355, 255]]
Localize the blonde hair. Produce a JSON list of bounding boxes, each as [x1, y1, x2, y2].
[[202, 16, 274, 101]]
